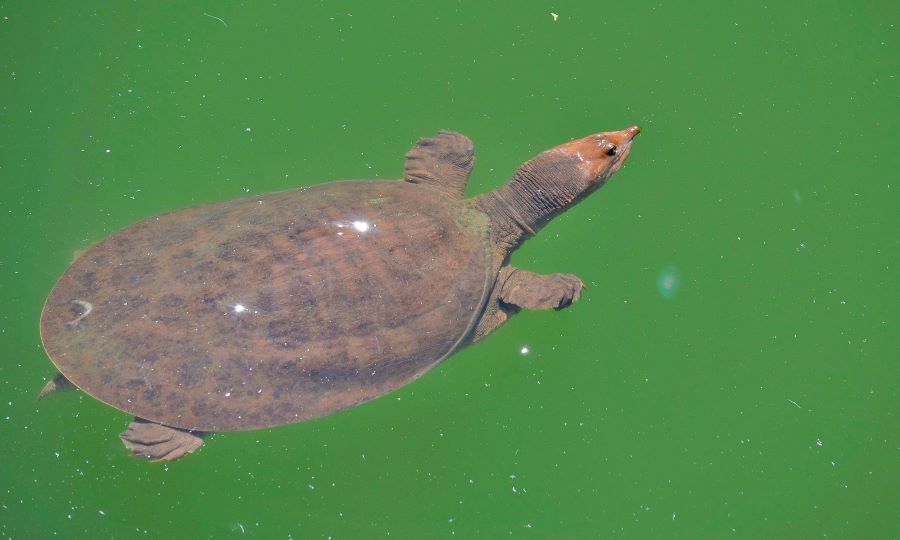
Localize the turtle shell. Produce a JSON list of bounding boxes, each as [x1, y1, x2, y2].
[[40, 180, 493, 431]]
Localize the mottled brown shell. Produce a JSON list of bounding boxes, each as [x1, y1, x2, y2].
[[40, 181, 493, 431]]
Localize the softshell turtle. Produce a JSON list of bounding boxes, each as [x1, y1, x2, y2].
[[39, 126, 640, 461]]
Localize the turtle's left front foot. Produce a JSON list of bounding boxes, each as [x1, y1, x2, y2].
[[120, 418, 204, 462], [499, 268, 584, 310]]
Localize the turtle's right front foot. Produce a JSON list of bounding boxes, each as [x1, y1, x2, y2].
[[120, 418, 204, 462], [499, 268, 584, 310]]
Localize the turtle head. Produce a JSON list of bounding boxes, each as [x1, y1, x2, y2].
[[553, 126, 641, 189], [494, 126, 640, 234]]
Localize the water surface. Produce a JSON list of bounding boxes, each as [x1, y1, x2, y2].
[[1, 2, 896, 538]]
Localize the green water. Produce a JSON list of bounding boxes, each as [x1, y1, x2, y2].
[[2, 2, 897, 538]]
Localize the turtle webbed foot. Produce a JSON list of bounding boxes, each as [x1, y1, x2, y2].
[[37, 372, 75, 400], [539, 273, 584, 310], [499, 268, 584, 311], [120, 418, 204, 462]]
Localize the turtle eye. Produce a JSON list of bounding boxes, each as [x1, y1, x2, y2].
[[606, 145, 618, 157]]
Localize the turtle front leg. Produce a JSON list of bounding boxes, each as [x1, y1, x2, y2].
[[403, 130, 474, 198], [470, 266, 584, 342], [120, 418, 204, 462], [498, 267, 584, 310]]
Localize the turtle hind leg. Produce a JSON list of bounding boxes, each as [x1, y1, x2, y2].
[[37, 372, 75, 400], [120, 418, 204, 462]]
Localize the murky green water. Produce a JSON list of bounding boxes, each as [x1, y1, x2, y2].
[[2, 2, 897, 538]]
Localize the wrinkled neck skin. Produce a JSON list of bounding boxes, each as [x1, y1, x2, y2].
[[474, 152, 599, 254]]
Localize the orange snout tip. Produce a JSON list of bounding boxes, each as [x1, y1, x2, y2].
[[605, 125, 641, 147]]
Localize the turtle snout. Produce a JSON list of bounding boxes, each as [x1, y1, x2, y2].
[[606, 126, 640, 147]]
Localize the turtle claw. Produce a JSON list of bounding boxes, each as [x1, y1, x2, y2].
[[120, 418, 204, 462]]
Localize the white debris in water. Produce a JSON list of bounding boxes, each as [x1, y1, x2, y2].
[[233, 304, 247, 313], [352, 220, 370, 232], [520, 345, 529, 355]]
